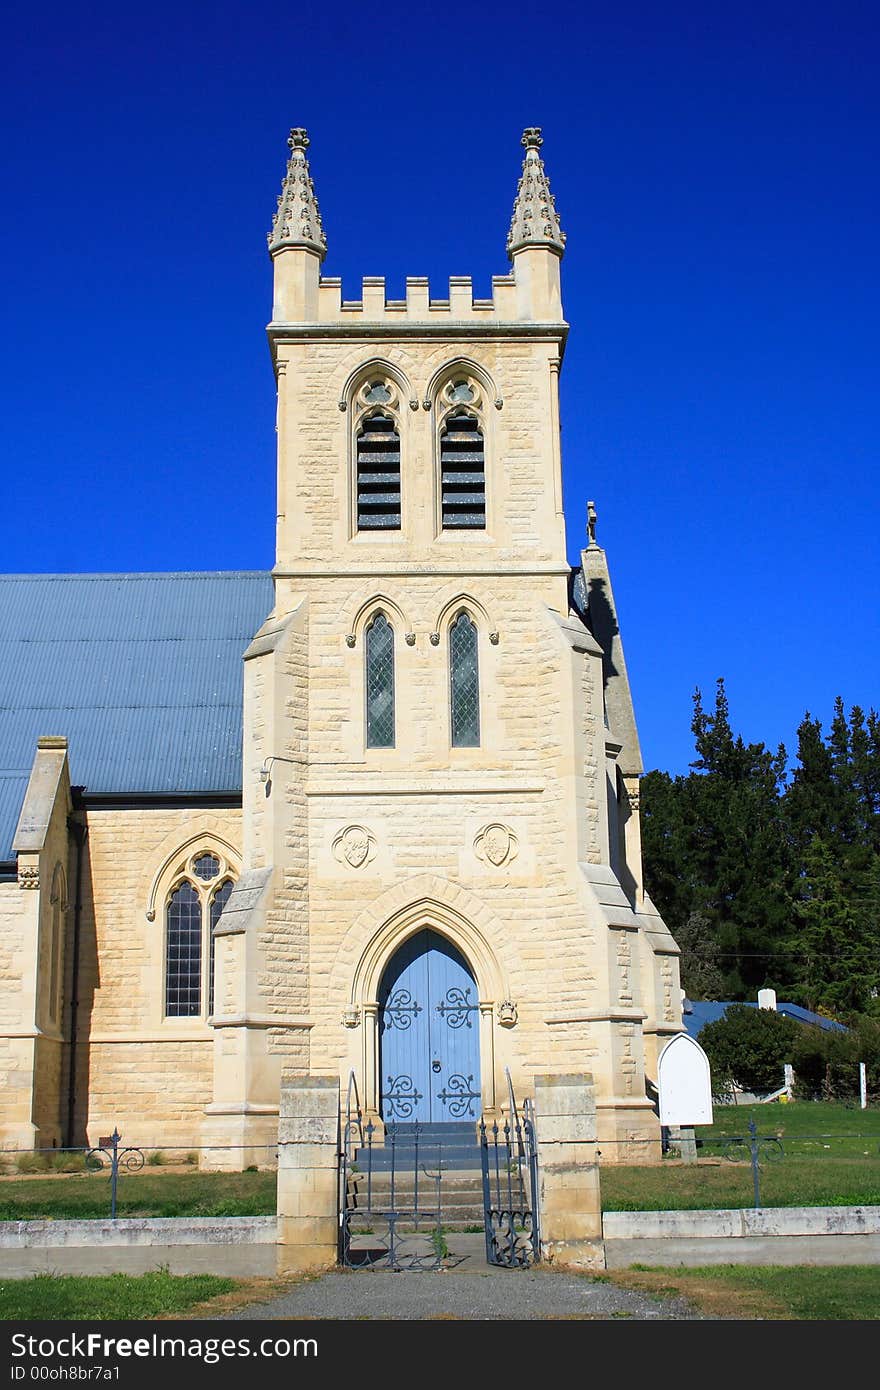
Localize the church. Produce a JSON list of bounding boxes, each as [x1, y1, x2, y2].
[[0, 128, 682, 1164]]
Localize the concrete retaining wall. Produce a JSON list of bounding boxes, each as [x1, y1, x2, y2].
[[603, 1205, 880, 1268], [4, 1205, 880, 1278], [0, 1217, 278, 1278]]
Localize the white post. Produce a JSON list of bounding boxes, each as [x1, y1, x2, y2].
[[784, 1063, 794, 1100], [860, 1062, 867, 1110]]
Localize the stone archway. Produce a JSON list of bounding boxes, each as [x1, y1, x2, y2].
[[335, 878, 511, 1125]]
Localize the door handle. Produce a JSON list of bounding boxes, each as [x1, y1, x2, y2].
[[432, 1060, 441, 1074]]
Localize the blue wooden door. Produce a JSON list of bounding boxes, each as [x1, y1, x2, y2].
[[379, 930, 481, 1123]]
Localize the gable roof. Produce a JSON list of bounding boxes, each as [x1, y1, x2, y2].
[[0, 572, 274, 862]]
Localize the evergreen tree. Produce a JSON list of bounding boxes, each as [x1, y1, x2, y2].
[[674, 911, 724, 1000], [787, 838, 876, 1015], [642, 678, 788, 996], [642, 685, 880, 1010]]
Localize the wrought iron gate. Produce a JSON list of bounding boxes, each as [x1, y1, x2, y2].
[[479, 1080, 540, 1267], [340, 1073, 448, 1271], [340, 1071, 541, 1270]]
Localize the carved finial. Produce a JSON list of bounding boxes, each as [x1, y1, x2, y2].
[[587, 499, 598, 545], [268, 126, 327, 260], [507, 126, 566, 260]]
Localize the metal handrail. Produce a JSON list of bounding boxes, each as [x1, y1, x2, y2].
[[344, 1069, 364, 1151], [504, 1066, 519, 1128]]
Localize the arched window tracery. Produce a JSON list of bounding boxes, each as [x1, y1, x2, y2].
[[354, 376, 402, 531], [164, 850, 237, 1019], [437, 375, 486, 531]]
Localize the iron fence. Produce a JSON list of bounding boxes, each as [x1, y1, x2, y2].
[[2, 1107, 878, 1228], [0, 1136, 279, 1220]]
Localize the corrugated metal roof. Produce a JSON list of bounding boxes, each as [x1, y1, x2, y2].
[[777, 1002, 847, 1033], [0, 573, 273, 861], [683, 999, 847, 1038], [0, 775, 30, 866]]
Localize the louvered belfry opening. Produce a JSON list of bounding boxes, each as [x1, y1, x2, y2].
[[440, 412, 485, 529], [356, 413, 401, 529]]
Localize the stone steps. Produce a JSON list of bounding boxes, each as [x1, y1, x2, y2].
[[352, 1120, 483, 1172], [345, 1166, 486, 1231]]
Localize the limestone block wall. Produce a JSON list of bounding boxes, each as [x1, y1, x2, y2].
[[0, 739, 73, 1149], [0, 881, 35, 1146], [231, 550, 671, 1151], [261, 614, 310, 1058], [272, 336, 567, 573], [68, 806, 242, 1148], [247, 568, 661, 1144]]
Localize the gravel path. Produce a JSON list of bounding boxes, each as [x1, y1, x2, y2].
[[223, 1238, 710, 1321]]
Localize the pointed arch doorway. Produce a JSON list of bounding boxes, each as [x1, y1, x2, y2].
[[378, 930, 481, 1124]]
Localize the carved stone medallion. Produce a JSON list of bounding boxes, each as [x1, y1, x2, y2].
[[474, 822, 518, 868], [332, 824, 376, 869]]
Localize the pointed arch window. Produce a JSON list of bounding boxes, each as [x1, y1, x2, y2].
[[438, 377, 485, 530], [365, 612, 395, 748], [355, 377, 401, 530], [164, 851, 237, 1019], [449, 611, 480, 747], [165, 883, 202, 1017]]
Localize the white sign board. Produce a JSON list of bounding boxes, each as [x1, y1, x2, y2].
[[658, 1034, 713, 1127]]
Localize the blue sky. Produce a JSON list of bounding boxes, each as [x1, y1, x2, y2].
[[1, 1, 877, 775]]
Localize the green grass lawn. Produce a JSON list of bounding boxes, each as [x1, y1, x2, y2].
[[1, 1104, 877, 1220], [601, 1157, 880, 1210], [0, 1271, 239, 1321], [602, 1102, 880, 1210], [612, 1264, 880, 1320], [701, 1099, 880, 1157], [0, 1169, 277, 1220]]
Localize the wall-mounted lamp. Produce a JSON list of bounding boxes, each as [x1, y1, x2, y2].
[[259, 755, 299, 794]]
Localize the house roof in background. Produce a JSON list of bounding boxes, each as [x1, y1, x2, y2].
[[683, 999, 848, 1037], [0, 572, 274, 862]]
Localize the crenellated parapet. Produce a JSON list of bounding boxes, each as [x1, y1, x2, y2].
[[270, 270, 568, 329], [269, 128, 568, 334]]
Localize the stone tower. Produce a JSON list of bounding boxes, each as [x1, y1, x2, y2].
[[203, 127, 682, 1164]]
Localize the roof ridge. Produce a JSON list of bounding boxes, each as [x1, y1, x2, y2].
[[0, 571, 272, 581]]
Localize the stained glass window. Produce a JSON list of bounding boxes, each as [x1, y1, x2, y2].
[[193, 853, 220, 881], [363, 380, 392, 404], [208, 879, 234, 1018], [165, 882, 202, 1016], [449, 380, 475, 403], [450, 612, 480, 747], [366, 612, 395, 748], [163, 858, 237, 1021]]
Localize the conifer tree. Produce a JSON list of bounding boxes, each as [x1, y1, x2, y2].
[[787, 838, 878, 1014], [642, 685, 880, 1010], [642, 678, 788, 995]]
